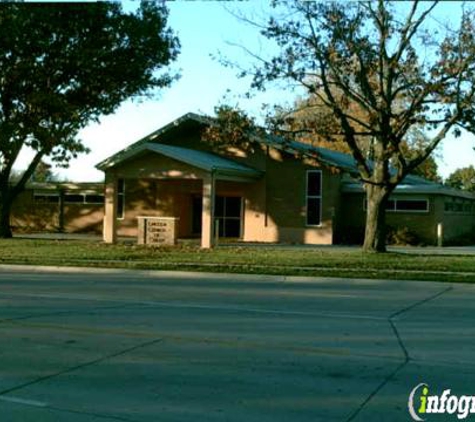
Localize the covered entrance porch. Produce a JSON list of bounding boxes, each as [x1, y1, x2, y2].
[[98, 143, 262, 248]]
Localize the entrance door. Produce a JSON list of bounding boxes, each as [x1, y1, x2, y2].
[[191, 195, 242, 238]]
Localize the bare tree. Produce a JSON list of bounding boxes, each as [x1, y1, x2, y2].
[[232, 0, 475, 252]]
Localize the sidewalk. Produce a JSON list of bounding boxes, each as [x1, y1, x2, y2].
[[13, 232, 475, 255]]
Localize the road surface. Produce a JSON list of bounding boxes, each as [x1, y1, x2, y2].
[[0, 266, 473, 421]]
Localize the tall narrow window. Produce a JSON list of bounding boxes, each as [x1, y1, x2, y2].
[[306, 170, 322, 226], [117, 179, 125, 219]]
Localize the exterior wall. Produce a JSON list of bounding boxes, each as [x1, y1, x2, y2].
[[62, 204, 104, 233], [386, 196, 438, 244], [339, 191, 475, 245], [340, 192, 440, 245], [170, 131, 341, 244], [337, 192, 366, 244], [241, 148, 340, 244], [106, 130, 341, 245], [439, 196, 475, 244], [116, 178, 202, 238], [106, 152, 207, 238], [11, 189, 60, 232], [11, 185, 104, 234]]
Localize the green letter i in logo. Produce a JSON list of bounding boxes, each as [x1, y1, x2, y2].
[[418, 386, 429, 414]]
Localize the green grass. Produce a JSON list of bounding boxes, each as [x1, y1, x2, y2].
[[1, 238, 475, 283]]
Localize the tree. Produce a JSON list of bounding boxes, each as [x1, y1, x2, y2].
[[267, 95, 354, 154], [230, 0, 475, 252], [269, 94, 442, 183], [400, 128, 443, 183], [29, 160, 57, 183], [409, 155, 441, 183], [0, 2, 179, 237], [446, 166, 475, 192]]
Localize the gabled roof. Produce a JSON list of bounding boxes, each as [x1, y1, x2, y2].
[[96, 113, 212, 171], [97, 141, 262, 181], [342, 180, 475, 199], [258, 133, 436, 186], [96, 112, 449, 190], [24, 182, 104, 191]]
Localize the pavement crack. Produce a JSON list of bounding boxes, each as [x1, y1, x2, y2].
[[389, 286, 454, 320], [345, 360, 407, 422], [345, 286, 453, 421], [0, 338, 163, 397], [45, 406, 142, 422], [0, 303, 141, 326]]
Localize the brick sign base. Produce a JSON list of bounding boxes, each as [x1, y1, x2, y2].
[[137, 217, 179, 246]]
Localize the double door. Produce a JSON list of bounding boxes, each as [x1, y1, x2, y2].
[[192, 195, 242, 238]]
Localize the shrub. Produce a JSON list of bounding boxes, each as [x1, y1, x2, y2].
[[386, 226, 421, 246]]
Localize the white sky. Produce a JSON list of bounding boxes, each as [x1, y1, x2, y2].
[[15, 1, 475, 182]]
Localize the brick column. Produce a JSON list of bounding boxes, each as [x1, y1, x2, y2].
[[103, 175, 118, 244], [201, 172, 215, 249]]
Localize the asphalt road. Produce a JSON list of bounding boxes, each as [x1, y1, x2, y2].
[[0, 266, 473, 421]]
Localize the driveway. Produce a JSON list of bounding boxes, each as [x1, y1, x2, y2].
[[0, 266, 473, 421]]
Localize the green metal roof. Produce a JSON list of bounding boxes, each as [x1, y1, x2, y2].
[[96, 112, 444, 188], [97, 141, 262, 181]]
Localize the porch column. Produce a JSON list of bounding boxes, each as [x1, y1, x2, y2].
[[103, 175, 118, 244], [201, 172, 216, 249]]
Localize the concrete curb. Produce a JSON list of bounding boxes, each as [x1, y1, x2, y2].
[[0, 263, 457, 287]]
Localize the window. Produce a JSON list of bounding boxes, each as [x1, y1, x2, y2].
[[380, 200, 396, 211], [445, 199, 474, 214], [364, 197, 429, 212], [396, 199, 428, 212], [64, 194, 84, 204], [117, 179, 125, 219], [34, 190, 103, 205], [34, 193, 59, 204], [64, 192, 105, 204], [306, 170, 322, 226], [215, 196, 242, 238], [85, 194, 105, 204]]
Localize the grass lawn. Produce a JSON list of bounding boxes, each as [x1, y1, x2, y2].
[[1, 238, 475, 283]]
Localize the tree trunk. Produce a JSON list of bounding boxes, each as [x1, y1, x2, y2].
[[362, 185, 390, 253], [0, 198, 13, 238]]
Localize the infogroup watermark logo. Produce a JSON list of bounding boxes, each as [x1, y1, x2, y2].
[[408, 383, 475, 420]]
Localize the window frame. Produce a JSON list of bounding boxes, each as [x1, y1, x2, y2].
[[306, 170, 323, 227], [63, 191, 105, 205], [214, 196, 243, 238], [33, 192, 60, 204], [363, 197, 429, 213], [394, 198, 429, 213]]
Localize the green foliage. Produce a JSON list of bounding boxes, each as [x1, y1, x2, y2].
[[29, 160, 58, 183], [202, 105, 264, 153], [0, 1, 178, 180], [386, 226, 422, 246], [0, 2, 179, 236], [402, 128, 443, 183], [445, 165, 475, 192], [266, 96, 354, 154], [409, 156, 442, 183], [230, 0, 475, 251], [10, 160, 59, 184]]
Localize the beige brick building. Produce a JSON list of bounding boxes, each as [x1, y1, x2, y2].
[[96, 113, 475, 247], [11, 182, 104, 234], [11, 113, 475, 247]]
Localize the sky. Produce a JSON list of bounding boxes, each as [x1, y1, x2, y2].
[[16, 0, 475, 182]]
